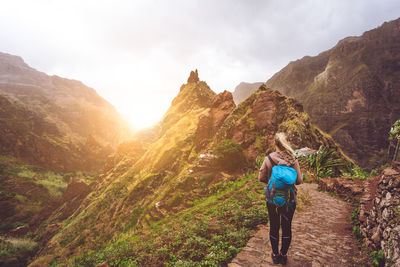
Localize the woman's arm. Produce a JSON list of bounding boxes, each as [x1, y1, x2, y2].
[[293, 159, 302, 185], [258, 157, 271, 183]]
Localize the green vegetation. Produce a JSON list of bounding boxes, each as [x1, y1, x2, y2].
[[254, 135, 266, 153], [66, 173, 268, 266], [350, 201, 363, 243], [299, 146, 345, 181], [296, 189, 311, 212], [341, 164, 372, 179], [0, 222, 26, 232], [0, 155, 95, 197], [214, 139, 247, 171], [385, 239, 394, 266], [341, 162, 388, 179], [388, 119, 400, 163], [247, 117, 256, 130], [0, 236, 38, 266], [370, 250, 385, 266], [255, 156, 264, 169], [349, 201, 385, 266]]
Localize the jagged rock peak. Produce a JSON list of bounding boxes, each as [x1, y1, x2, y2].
[[187, 69, 199, 83]]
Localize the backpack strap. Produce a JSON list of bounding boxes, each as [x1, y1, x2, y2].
[[267, 154, 277, 167]]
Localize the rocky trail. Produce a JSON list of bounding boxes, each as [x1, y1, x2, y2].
[[229, 183, 368, 267]]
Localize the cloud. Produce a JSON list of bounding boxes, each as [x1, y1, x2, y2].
[[0, 0, 398, 128]]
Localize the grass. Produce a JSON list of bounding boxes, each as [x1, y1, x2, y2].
[[67, 173, 269, 266], [17, 169, 36, 179], [35, 171, 67, 197], [296, 188, 311, 212], [1, 155, 96, 197]]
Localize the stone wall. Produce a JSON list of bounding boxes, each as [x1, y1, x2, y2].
[[359, 168, 400, 266], [318, 166, 400, 266]]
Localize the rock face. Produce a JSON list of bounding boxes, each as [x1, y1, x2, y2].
[[213, 84, 342, 161], [0, 52, 131, 171], [232, 82, 264, 105], [196, 90, 236, 151], [265, 18, 400, 169]]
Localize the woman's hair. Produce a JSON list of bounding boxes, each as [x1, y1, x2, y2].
[[274, 132, 296, 158]]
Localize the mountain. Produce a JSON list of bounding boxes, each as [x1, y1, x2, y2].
[[0, 52, 132, 171], [232, 82, 264, 105], [0, 52, 132, 262], [28, 71, 347, 266], [265, 18, 400, 169]]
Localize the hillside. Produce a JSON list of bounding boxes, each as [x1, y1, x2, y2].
[[265, 18, 400, 169], [0, 52, 132, 265], [0, 52, 132, 172], [231, 82, 264, 105], [28, 71, 348, 266]]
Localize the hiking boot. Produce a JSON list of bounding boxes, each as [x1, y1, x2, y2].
[[271, 253, 280, 264], [280, 254, 287, 265]]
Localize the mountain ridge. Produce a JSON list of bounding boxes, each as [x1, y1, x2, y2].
[[264, 18, 400, 168]]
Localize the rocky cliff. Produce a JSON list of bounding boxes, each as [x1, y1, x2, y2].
[[265, 18, 400, 169], [29, 71, 348, 266], [0, 52, 132, 171]]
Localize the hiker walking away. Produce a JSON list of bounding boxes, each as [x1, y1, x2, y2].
[[258, 132, 302, 264]]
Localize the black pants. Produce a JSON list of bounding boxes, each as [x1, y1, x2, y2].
[[267, 202, 296, 255]]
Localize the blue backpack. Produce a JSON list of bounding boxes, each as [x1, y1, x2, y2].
[[264, 154, 297, 207]]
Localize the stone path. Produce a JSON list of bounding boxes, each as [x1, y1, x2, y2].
[[229, 183, 367, 267]]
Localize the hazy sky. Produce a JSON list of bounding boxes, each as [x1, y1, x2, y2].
[[0, 0, 399, 128]]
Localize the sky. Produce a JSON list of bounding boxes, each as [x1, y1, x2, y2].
[[0, 0, 399, 129]]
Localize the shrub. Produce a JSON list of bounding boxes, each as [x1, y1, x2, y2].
[[177, 176, 196, 191], [214, 139, 246, 171], [0, 236, 38, 266], [296, 189, 311, 211], [255, 156, 264, 169], [302, 146, 345, 181], [370, 250, 385, 266], [341, 164, 370, 179], [167, 192, 183, 207], [199, 174, 214, 186], [0, 222, 26, 231]]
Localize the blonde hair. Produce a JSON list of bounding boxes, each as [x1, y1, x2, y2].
[[274, 132, 296, 158]]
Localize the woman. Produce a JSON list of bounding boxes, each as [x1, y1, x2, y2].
[[258, 132, 302, 264]]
